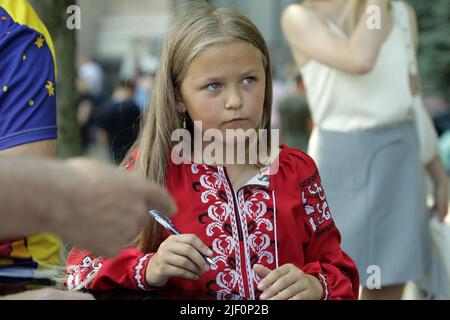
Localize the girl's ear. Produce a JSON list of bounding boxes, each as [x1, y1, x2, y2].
[[176, 102, 186, 113], [175, 91, 186, 113]]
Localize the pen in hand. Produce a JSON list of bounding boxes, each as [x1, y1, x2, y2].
[[148, 209, 217, 269]]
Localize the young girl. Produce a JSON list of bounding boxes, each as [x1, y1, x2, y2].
[[65, 2, 359, 300]]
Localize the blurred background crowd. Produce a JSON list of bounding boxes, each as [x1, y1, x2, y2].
[[26, 0, 448, 169]]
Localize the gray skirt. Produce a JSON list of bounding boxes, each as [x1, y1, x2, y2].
[[309, 121, 430, 287]]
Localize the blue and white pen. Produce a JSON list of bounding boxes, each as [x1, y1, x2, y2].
[[148, 209, 217, 269]]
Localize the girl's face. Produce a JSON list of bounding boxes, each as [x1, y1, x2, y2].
[[179, 40, 266, 142]]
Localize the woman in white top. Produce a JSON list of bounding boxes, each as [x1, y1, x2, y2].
[[282, 0, 448, 299]]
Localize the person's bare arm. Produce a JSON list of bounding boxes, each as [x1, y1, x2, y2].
[[0, 140, 56, 157], [0, 288, 94, 300], [282, 0, 390, 74], [0, 156, 176, 256]]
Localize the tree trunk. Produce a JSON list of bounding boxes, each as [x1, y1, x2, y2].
[[29, 0, 83, 158]]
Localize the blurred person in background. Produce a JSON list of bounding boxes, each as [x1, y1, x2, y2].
[[75, 70, 105, 158], [0, 0, 62, 284], [0, 0, 57, 157], [430, 94, 450, 174], [270, 62, 298, 129], [428, 93, 450, 137], [282, 0, 448, 299], [133, 71, 154, 113], [278, 73, 312, 151], [77, 54, 104, 103], [95, 79, 141, 164], [119, 39, 158, 113], [76, 94, 97, 152]]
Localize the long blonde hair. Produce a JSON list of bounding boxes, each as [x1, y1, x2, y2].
[[125, 1, 273, 252]]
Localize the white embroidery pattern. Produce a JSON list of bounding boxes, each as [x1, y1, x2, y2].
[[237, 186, 274, 300], [134, 254, 152, 291], [235, 190, 255, 299], [235, 189, 255, 299], [67, 256, 102, 291], [242, 187, 273, 264], [191, 165, 275, 298], [216, 166, 245, 297], [191, 164, 245, 297], [318, 273, 329, 300], [301, 180, 332, 233]]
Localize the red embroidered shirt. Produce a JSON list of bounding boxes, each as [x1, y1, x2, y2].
[[66, 145, 359, 299]]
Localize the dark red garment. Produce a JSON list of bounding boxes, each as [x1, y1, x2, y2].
[[66, 145, 359, 299]]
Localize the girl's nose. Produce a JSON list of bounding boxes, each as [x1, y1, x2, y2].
[[225, 88, 243, 110]]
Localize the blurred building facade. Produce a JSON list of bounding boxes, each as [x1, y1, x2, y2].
[[76, 0, 297, 80], [210, 0, 297, 79], [77, 0, 169, 61]]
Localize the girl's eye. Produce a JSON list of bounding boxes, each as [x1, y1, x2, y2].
[[242, 76, 256, 85], [206, 83, 221, 90]]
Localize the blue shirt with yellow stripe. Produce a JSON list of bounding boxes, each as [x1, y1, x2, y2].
[[0, 0, 57, 150], [0, 0, 61, 280]]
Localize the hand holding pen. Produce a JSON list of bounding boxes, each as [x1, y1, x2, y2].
[[144, 210, 216, 288], [148, 210, 217, 268]]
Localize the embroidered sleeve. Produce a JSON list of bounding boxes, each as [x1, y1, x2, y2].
[[300, 170, 334, 235], [66, 247, 158, 292], [299, 170, 360, 300], [66, 252, 104, 291]]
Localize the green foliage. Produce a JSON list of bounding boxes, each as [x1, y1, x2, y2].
[[408, 0, 450, 100]]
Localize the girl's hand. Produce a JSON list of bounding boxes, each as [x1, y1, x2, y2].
[[431, 179, 449, 222], [145, 234, 213, 287], [426, 156, 449, 222], [253, 264, 323, 300]]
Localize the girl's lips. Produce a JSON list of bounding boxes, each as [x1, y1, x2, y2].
[[225, 118, 247, 124]]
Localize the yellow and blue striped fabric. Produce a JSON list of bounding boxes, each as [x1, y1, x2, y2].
[[0, 0, 57, 150], [0, 0, 61, 279]]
